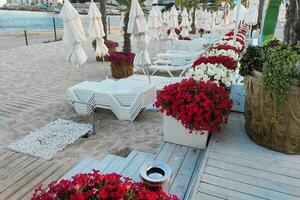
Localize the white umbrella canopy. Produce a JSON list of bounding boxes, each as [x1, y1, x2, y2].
[[180, 8, 190, 37], [234, 4, 248, 23], [88, 1, 108, 58], [128, 0, 148, 35], [168, 5, 179, 40], [162, 11, 170, 38], [245, 0, 259, 25], [148, 6, 161, 39], [195, 9, 201, 30], [59, 0, 87, 66], [128, 0, 151, 67]]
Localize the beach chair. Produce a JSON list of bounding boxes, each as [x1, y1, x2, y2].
[[149, 50, 202, 77], [68, 79, 156, 121], [127, 74, 184, 90]]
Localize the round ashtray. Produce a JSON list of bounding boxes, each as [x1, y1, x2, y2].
[[140, 161, 171, 193]]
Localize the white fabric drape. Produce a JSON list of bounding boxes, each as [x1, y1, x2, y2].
[[180, 8, 190, 37], [168, 5, 179, 40], [88, 1, 108, 58], [59, 0, 87, 66]]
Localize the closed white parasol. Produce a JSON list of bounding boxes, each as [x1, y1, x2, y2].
[[88, 0, 108, 58], [59, 0, 87, 67], [128, 0, 151, 82], [180, 7, 190, 37], [168, 5, 179, 40]]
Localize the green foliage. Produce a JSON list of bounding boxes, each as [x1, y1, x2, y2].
[[239, 46, 265, 76], [262, 42, 300, 112], [239, 40, 281, 76]]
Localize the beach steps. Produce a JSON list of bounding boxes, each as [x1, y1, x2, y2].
[[63, 142, 204, 199]]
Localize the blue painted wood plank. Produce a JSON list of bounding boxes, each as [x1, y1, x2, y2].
[[167, 145, 189, 184], [121, 152, 150, 179], [114, 150, 138, 174], [184, 150, 204, 200], [155, 143, 177, 163], [170, 148, 202, 199], [102, 156, 125, 174], [61, 158, 95, 180], [132, 154, 155, 182]]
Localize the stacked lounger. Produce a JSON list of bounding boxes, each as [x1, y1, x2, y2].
[[68, 79, 156, 121]]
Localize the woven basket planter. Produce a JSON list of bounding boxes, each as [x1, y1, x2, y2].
[[244, 70, 300, 154], [110, 62, 133, 79]]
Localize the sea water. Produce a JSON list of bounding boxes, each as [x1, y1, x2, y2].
[[0, 10, 121, 32]]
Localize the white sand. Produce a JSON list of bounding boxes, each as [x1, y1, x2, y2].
[[0, 31, 163, 163]]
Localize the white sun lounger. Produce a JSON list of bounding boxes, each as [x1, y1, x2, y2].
[[149, 50, 202, 77], [127, 74, 184, 90], [68, 79, 156, 121]]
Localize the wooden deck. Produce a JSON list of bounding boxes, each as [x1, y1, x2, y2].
[[191, 113, 300, 200], [62, 143, 204, 199], [0, 150, 75, 200], [2, 113, 300, 200]]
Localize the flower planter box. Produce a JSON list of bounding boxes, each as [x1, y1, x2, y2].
[[163, 114, 209, 149]]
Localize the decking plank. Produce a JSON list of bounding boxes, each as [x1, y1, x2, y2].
[[0, 153, 23, 168], [7, 163, 61, 200], [169, 148, 201, 199], [196, 192, 226, 200], [61, 158, 95, 180], [122, 153, 150, 179], [0, 159, 45, 192], [184, 150, 204, 200], [205, 166, 300, 197], [207, 159, 300, 188], [211, 148, 300, 170], [209, 151, 300, 178], [102, 156, 125, 174], [0, 161, 54, 199], [132, 154, 155, 182], [198, 182, 265, 200], [155, 143, 177, 163], [202, 174, 299, 200], [166, 145, 189, 183], [114, 150, 138, 174]]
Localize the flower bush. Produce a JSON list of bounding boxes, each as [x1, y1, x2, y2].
[[154, 78, 233, 132], [186, 25, 247, 87], [105, 40, 119, 49], [32, 170, 178, 200], [186, 63, 234, 87], [108, 52, 135, 66]]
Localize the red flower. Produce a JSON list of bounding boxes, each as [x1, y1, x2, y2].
[[108, 52, 135, 66], [32, 170, 178, 200], [154, 78, 233, 132], [192, 55, 238, 70]]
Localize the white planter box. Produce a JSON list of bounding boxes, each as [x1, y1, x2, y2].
[[163, 114, 209, 149]]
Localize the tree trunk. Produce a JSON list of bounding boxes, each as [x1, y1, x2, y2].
[[123, 12, 131, 53], [284, 0, 300, 44], [191, 5, 196, 34], [258, 0, 265, 27], [100, 0, 107, 41]]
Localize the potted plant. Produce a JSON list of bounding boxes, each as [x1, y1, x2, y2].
[[92, 40, 119, 62], [107, 0, 146, 79], [32, 170, 178, 200], [241, 40, 300, 154], [154, 78, 233, 149]]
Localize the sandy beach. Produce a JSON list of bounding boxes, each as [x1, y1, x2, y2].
[[0, 31, 164, 164]]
